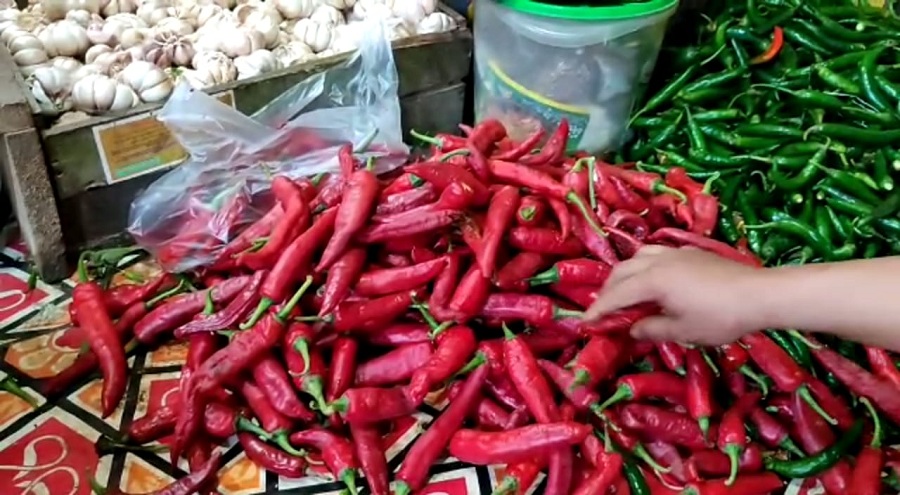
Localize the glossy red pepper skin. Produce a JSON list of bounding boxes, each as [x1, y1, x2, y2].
[[251, 355, 315, 422], [332, 291, 414, 334], [569, 336, 625, 388], [203, 402, 238, 439], [238, 178, 311, 270], [545, 446, 574, 495], [493, 128, 544, 161], [520, 119, 568, 166], [619, 404, 709, 450], [495, 252, 550, 292], [72, 282, 127, 418], [682, 473, 783, 495], [318, 247, 367, 316], [496, 461, 543, 495], [408, 325, 477, 403], [866, 346, 900, 389], [349, 424, 389, 495], [263, 207, 338, 304], [355, 257, 446, 297], [374, 184, 437, 217], [127, 405, 178, 444], [851, 444, 883, 495], [138, 450, 221, 495], [481, 293, 575, 327], [468, 119, 508, 154], [238, 433, 306, 478], [717, 402, 748, 485], [606, 210, 650, 241], [806, 378, 855, 430], [104, 274, 176, 317], [740, 332, 807, 392], [240, 379, 294, 434], [648, 228, 762, 267], [331, 386, 418, 424], [508, 227, 584, 257], [317, 166, 379, 271], [689, 445, 763, 478], [572, 213, 620, 266], [355, 342, 433, 387], [581, 303, 658, 335], [503, 327, 559, 424], [404, 162, 490, 206], [365, 323, 431, 346], [549, 283, 599, 309], [607, 176, 650, 214], [477, 186, 519, 278], [206, 203, 280, 271], [449, 422, 590, 466], [326, 337, 358, 427], [790, 389, 852, 495], [516, 195, 548, 227], [175, 270, 266, 338], [446, 379, 522, 431], [686, 348, 714, 436], [290, 428, 359, 490], [356, 208, 461, 243], [134, 275, 250, 344], [484, 375, 529, 413], [538, 359, 600, 412], [748, 407, 791, 449], [448, 265, 491, 321], [397, 366, 488, 494], [530, 259, 611, 287], [602, 372, 687, 410]]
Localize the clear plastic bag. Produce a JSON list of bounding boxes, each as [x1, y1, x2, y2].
[[128, 21, 408, 272]]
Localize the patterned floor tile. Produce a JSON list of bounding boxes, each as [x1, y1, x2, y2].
[[119, 452, 176, 493], [4, 324, 84, 380], [66, 357, 138, 431], [414, 466, 482, 495], [0, 267, 65, 332], [218, 449, 265, 494], [0, 407, 112, 495], [487, 465, 543, 495], [144, 342, 189, 369]]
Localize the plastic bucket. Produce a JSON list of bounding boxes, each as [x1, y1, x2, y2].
[[473, 0, 678, 153]]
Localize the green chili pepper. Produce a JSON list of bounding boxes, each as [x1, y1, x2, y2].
[[778, 141, 845, 156], [688, 150, 752, 170], [759, 234, 794, 262], [800, 4, 890, 43], [718, 212, 741, 244], [637, 163, 723, 181], [631, 115, 684, 161], [735, 123, 804, 139], [746, 214, 833, 260], [736, 191, 763, 253], [814, 206, 836, 245], [765, 330, 810, 368], [676, 87, 735, 105], [621, 457, 650, 495], [815, 64, 861, 94], [684, 107, 707, 153], [693, 108, 743, 122], [824, 205, 852, 242], [816, 169, 883, 206], [699, 125, 780, 150], [791, 18, 867, 53], [754, 85, 848, 112], [863, 242, 881, 258], [636, 67, 699, 117], [678, 67, 748, 97], [782, 23, 834, 56], [859, 47, 896, 114], [832, 243, 858, 261], [768, 146, 828, 192], [630, 116, 676, 129], [875, 75, 900, 102], [784, 50, 869, 78], [655, 149, 704, 172], [805, 124, 900, 147]]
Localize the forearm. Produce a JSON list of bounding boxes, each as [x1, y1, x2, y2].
[[745, 257, 900, 351]]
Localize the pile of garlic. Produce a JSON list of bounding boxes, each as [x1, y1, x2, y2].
[[0, 0, 457, 116]]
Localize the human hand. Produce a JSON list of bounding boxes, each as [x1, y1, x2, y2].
[[583, 245, 764, 345]]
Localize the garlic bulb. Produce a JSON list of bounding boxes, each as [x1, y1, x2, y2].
[[42, 0, 102, 20], [191, 48, 228, 69], [143, 31, 194, 67], [105, 13, 146, 29], [291, 19, 332, 53], [64, 9, 99, 27], [240, 6, 280, 48], [101, 0, 138, 16], [29, 65, 72, 98], [39, 20, 90, 58], [384, 17, 413, 40], [84, 43, 112, 63], [197, 0, 235, 8], [349, 0, 392, 22], [136, 0, 171, 26], [180, 59, 236, 88], [119, 26, 149, 48], [416, 11, 453, 34], [167, 3, 200, 26], [391, 0, 435, 24], [92, 49, 134, 77], [7, 31, 43, 53], [310, 5, 343, 26], [1, 26, 28, 45], [155, 17, 193, 36], [0, 10, 19, 24], [218, 25, 264, 57], [71, 73, 139, 114], [195, 4, 223, 26], [72, 62, 103, 79], [234, 48, 280, 79], [321, 0, 353, 9], [271, 40, 312, 67], [8, 33, 49, 67], [86, 20, 120, 45], [329, 22, 360, 53], [273, 0, 316, 20], [50, 56, 82, 72], [118, 60, 173, 102]]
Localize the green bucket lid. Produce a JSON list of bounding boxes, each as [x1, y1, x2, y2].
[[497, 0, 678, 21]]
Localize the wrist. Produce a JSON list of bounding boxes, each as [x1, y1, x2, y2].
[[733, 265, 800, 332]]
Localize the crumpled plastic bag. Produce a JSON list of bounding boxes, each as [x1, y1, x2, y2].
[[128, 21, 408, 272]]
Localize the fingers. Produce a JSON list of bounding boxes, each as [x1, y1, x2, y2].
[[583, 272, 656, 322], [630, 315, 680, 342]]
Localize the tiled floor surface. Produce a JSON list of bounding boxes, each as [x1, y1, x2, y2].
[[0, 236, 507, 495]]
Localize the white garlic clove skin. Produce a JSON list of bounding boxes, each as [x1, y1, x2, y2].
[[64, 9, 100, 27], [105, 13, 147, 29], [416, 11, 454, 34], [119, 26, 150, 48], [72, 62, 104, 80], [390, 0, 436, 25], [234, 48, 281, 79], [29, 65, 73, 98], [50, 55, 82, 72], [322, 0, 354, 10], [118, 60, 174, 102], [195, 4, 223, 27], [349, 0, 391, 22], [136, 0, 172, 26], [102, 0, 139, 16], [71, 73, 140, 114], [273, 0, 315, 21], [218, 25, 265, 57], [179, 57, 236, 88], [310, 5, 344, 27], [154, 17, 194, 37], [42, 0, 102, 20], [240, 6, 281, 48], [271, 40, 313, 67], [85, 44, 113, 64], [12, 48, 49, 68], [39, 20, 91, 58], [291, 18, 332, 53]]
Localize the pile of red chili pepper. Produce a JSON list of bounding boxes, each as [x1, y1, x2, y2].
[[65, 116, 900, 495]]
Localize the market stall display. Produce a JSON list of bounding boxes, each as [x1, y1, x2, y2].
[[625, 1, 900, 266]]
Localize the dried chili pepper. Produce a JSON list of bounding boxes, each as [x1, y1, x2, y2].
[[290, 428, 359, 493], [238, 432, 307, 478], [251, 354, 315, 421], [319, 247, 367, 317], [451, 423, 590, 467], [396, 365, 488, 495]]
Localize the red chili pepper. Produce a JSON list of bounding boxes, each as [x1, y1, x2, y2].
[[605, 225, 645, 260], [409, 129, 468, 151], [238, 433, 307, 478], [790, 389, 853, 495], [619, 404, 709, 450], [521, 327, 579, 355], [644, 440, 695, 484], [569, 336, 625, 388], [494, 461, 544, 495], [477, 186, 520, 277], [355, 342, 433, 387], [747, 407, 803, 455], [450, 421, 589, 466], [529, 259, 610, 287], [516, 195, 548, 226], [571, 213, 620, 266], [426, 250, 461, 313], [545, 446, 575, 495], [520, 119, 568, 166], [850, 398, 883, 495], [239, 379, 297, 444], [597, 372, 686, 412], [481, 293, 581, 327], [134, 276, 251, 343], [316, 247, 367, 317], [184, 440, 217, 495], [606, 210, 651, 241], [407, 323, 477, 403], [468, 119, 508, 153], [538, 359, 600, 412], [381, 172, 424, 198], [329, 386, 418, 424], [207, 203, 281, 271], [508, 226, 584, 257], [326, 337, 358, 426], [104, 273, 177, 317], [281, 325, 328, 414], [685, 348, 715, 439], [72, 278, 127, 418], [447, 265, 491, 321], [581, 303, 659, 335], [202, 402, 240, 439], [356, 209, 462, 243], [549, 283, 600, 309], [562, 158, 591, 201], [654, 342, 686, 374], [494, 252, 550, 292], [648, 228, 762, 267], [866, 346, 900, 389], [349, 425, 389, 495], [251, 354, 315, 421], [127, 405, 178, 444], [502, 325, 559, 423], [806, 378, 854, 430], [493, 128, 545, 161], [175, 270, 266, 338], [689, 445, 763, 479], [316, 161, 379, 271], [310, 174, 345, 213], [373, 184, 438, 217], [396, 365, 488, 495], [546, 198, 572, 240], [446, 378, 520, 431], [238, 177, 311, 270], [602, 165, 687, 201], [289, 428, 359, 493], [330, 291, 414, 334], [681, 473, 783, 495], [365, 322, 432, 346], [607, 176, 650, 214], [750, 26, 784, 64], [355, 257, 446, 297], [115, 450, 221, 495], [741, 332, 838, 425], [485, 375, 529, 414], [717, 401, 748, 486]]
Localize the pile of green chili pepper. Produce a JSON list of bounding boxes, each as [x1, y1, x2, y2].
[[626, 0, 900, 266]]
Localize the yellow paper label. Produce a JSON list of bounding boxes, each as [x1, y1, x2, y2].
[[94, 91, 235, 183]]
